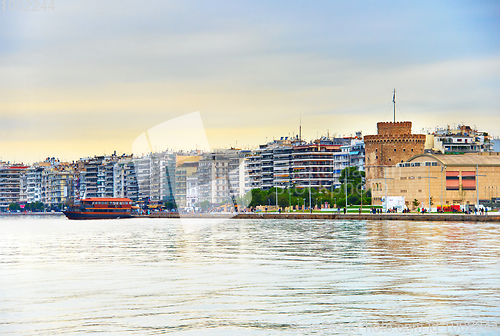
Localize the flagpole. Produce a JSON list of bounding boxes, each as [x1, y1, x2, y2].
[[393, 88, 396, 122]]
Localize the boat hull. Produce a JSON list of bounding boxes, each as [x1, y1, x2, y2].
[[63, 211, 132, 220]]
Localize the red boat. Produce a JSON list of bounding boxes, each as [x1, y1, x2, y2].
[[63, 198, 133, 220]]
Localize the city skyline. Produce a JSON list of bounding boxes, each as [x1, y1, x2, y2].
[[1, 1, 499, 163]]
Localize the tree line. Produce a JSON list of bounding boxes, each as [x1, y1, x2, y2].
[[246, 167, 371, 209]]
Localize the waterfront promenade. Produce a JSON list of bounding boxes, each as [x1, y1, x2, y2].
[[3, 211, 498, 222], [145, 212, 500, 222]]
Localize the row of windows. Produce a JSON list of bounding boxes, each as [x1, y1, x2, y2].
[[375, 148, 415, 152], [88, 201, 131, 205]]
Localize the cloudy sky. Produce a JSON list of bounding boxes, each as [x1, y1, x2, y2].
[[1, 0, 499, 163]]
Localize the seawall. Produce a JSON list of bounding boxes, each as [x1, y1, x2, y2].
[[141, 212, 500, 222]]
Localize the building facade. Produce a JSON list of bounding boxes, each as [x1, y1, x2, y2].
[[0, 164, 28, 211], [371, 153, 500, 209], [365, 121, 426, 192]]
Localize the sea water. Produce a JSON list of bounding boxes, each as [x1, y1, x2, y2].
[[0, 216, 499, 335]]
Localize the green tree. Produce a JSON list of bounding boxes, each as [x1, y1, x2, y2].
[[348, 194, 360, 205], [164, 201, 177, 210], [278, 194, 289, 208], [9, 203, 21, 211], [198, 201, 210, 210], [412, 199, 419, 208], [249, 189, 265, 207]]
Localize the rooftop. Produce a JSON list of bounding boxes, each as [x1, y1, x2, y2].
[[408, 152, 500, 166]]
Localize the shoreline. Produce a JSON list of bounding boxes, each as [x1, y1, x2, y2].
[[1, 212, 498, 222], [0, 212, 64, 216], [145, 212, 500, 222]]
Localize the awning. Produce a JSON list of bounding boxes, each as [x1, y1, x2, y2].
[[349, 151, 359, 155]]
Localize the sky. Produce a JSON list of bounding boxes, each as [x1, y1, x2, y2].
[[1, 0, 499, 163]]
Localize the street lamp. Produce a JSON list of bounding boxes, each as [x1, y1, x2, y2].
[[309, 170, 312, 213]]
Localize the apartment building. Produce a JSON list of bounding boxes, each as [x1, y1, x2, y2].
[[175, 155, 200, 208], [0, 164, 28, 211], [292, 143, 342, 189], [245, 135, 362, 191], [425, 124, 494, 154], [113, 156, 139, 201], [41, 165, 74, 207]]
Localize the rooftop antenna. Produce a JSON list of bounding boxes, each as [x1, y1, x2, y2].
[[392, 88, 396, 122], [299, 115, 302, 141]]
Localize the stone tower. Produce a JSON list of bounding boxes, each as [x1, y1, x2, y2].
[[365, 121, 426, 181]]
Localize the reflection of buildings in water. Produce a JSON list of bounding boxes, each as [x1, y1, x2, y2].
[[365, 220, 488, 266], [366, 220, 432, 265], [174, 219, 371, 263], [172, 218, 255, 264]]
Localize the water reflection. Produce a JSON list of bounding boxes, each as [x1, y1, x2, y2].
[[0, 217, 499, 335]]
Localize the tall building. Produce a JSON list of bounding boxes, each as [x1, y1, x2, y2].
[[77, 154, 121, 200], [198, 152, 230, 205], [175, 155, 200, 208], [41, 165, 74, 207], [229, 150, 251, 199], [248, 137, 302, 190], [25, 162, 52, 203], [133, 151, 177, 205], [292, 143, 342, 189], [197, 149, 247, 206], [245, 135, 363, 192], [245, 151, 262, 190], [0, 164, 28, 211], [113, 156, 138, 201]]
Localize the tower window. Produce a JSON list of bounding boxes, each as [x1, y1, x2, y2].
[[394, 149, 396, 152]]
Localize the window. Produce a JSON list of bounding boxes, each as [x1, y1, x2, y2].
[[394, 149, 397, 152], [461, 171, 476, 190], [446, 171, 459, 190]]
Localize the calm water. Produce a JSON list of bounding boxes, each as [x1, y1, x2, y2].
[[0, 217, 499, 335]]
